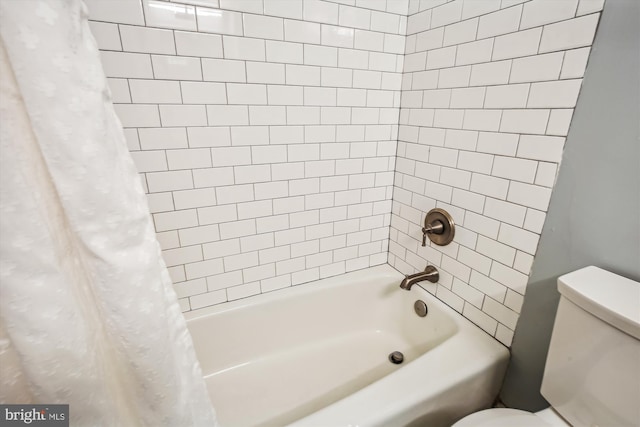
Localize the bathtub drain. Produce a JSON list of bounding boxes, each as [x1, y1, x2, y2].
[[388, 351, 404, 364]]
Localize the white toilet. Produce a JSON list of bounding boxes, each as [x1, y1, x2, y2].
[[454, 266, 640, 427]]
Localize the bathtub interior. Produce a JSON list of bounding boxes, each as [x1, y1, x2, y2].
[[187, 267, 462, 426]]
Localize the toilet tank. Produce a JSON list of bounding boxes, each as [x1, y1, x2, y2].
[[541, 266, 640, 427]]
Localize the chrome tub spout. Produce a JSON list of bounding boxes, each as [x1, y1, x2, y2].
[[400, 266, 439, 290]]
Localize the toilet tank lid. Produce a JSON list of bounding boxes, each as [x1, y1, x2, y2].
[[558, 266, 640, 340]]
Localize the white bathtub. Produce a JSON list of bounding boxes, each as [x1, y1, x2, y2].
[[185, 265, 509, 427]]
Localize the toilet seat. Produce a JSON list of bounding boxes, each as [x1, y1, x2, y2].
[[453, 408, 553, 427]]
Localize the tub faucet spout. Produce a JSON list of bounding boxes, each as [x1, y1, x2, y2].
[[400, 266, 439, 290]]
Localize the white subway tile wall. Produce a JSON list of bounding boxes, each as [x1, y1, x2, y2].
[[90, 0, 602, 347], [393, 0, 601, 346], [88, 0, 408, 312]]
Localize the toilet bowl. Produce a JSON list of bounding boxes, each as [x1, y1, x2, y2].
[[453, 408, 569, 427], [453, 266, 640, 427]]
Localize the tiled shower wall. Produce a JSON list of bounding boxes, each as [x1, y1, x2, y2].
[[88, 0, 603, 345], [87, 0, 407, 311], [389, 0, 602, 345]]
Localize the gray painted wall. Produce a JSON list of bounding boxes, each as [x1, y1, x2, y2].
[[499, 0, 640, 410]]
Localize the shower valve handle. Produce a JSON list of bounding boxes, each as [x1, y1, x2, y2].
[[421, 221, 445, 246]]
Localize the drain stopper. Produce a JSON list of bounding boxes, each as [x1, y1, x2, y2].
[[389, 351, 404, 364]]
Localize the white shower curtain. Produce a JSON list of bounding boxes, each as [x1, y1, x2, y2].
[[0, 1, 218, 425]]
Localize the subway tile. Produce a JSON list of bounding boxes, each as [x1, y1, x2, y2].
[[147, 193, 174, 213], [266, 40, 304, 64], [546, 109, 574, 136], [100, 51, 153, 78], [561, 47, 590, 79], [384, 34, 405, 54], [463, 110, 501, 132], [500, 109, 550, 134], [160, 105, 208, 126], [477, 235, 516, 266], [90, 22, 122, 51], [484, 197, 526, 227], [415, 27, 444, 51], [152, 55, 202, 80], [193, 167, 235, 187], [223, 36, 266, 61], [507, 181, 552, 211], [535, 162, 558, 187], [483, 297, 518, 329], [438, 66, 471, 89], [427, 46, 456, 70], [147, 171, 193, 193], [219, 0, 263, 14], [368, 52, 397, 72], [338, 48, 369, 69], [520, 0, 578, 30], [539, 13, 599, 53], [455, 38, 493, 66], [181, 81, 226, 104], [339, 5, 371, 30], [202, 58, 246, 83], [268, 86, 304, 105], [175, 31, 223, 58], [143, 0, 196, 31], [198, 205, 238, 225], [497, 223, 540, 255], [492, 27, 542, 60], [264, 0, 302, 19], [470, 173, 509, 199], [406, 9, 431, 35], [166, 148, 212, 169], [249, 106, 287, 125], [179, 224, 220, 246], [286, 65, 321, 86], [522, 205, 548, 236], [139, 128, 188, 150], [509, 52, 563, 83], [477, 4, 522, 39], [207, 105, 249, 126], [371, 11, 400, 33], [517, 135, 565, 162], [576, 0, 604, 15], [304, 45, 338, 67], [119, 25, 175, 55], [113, 104, 160, 128], [231, 126, 270, 146], [527, 79, 582, 108], [86, 0, 145, 25], [244, 14, 284, 40], [246, 62, 286, 84], [227, 84, 268, 105], [356, 30, 384, 51], [469, 60, 511, 86], [189, 290, 226, 309], [202, 238, 241, 261], [185, 259, 224, 280], [284, 20, 321, 44], [461, 0, 501, 20], [129, 79, 181, 104], [484, 83, 530, 108], [492, 156, 537, 183], [431, 0, 463, 29], [450, 87, 485, 109], [163, 245, 203, 267], [443, 18, 478, 47], [197, 8, 243, 35], [303, 0, 339, 25], [130, 151, 168, 173]]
